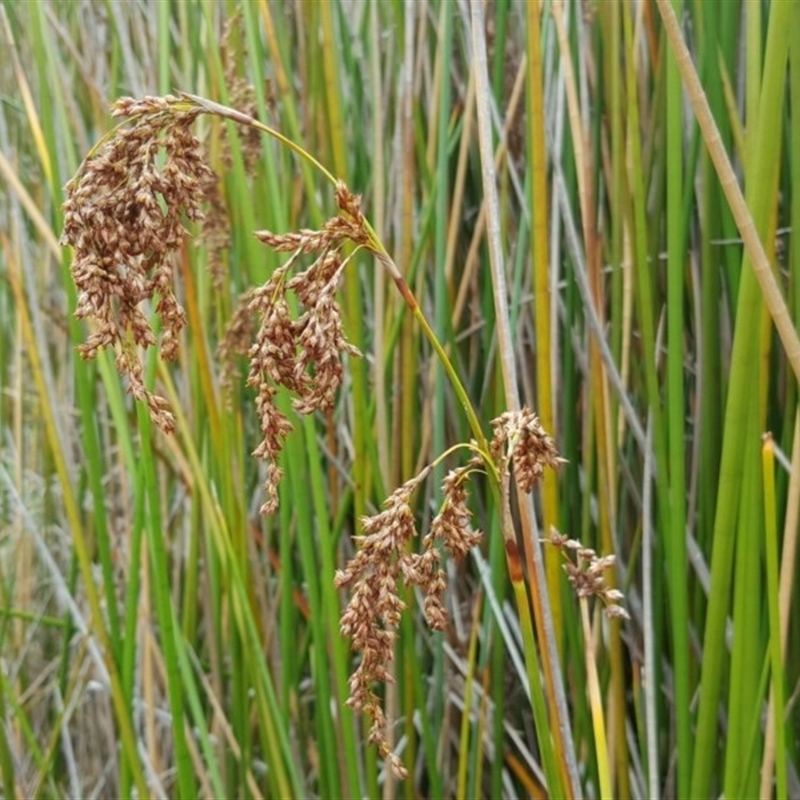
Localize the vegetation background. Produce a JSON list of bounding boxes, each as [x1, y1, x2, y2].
[[1, 0, 799, 797]]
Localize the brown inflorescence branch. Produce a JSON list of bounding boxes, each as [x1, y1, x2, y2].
[[219, 184, 368, 514], [333, 461, 486, 781], [335, 410, 565, 779], [545, 531, 630, 620], [60, 95, 215, 432], [489, 407, 566, 492]]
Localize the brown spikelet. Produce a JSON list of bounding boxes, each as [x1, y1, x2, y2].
[[60, 95, 215, 432], [220, 195, 365, 513], [336, 455, 486, 779], [545, 530, 630, 620], [334, 475, 424, 780], [489, 407, 566, 492]]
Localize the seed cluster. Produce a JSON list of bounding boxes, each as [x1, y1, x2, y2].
[[334, 460, 483, 780], [60, 95, 214, 432], [490, 407, 566, 491], [220, 184, 368, 513], [335, 410, 563, 780], [546, 531, 629, 620]]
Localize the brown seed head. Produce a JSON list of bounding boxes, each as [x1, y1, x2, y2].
[[545, 530, 630, 620], [490, 407, 565, 492], [222, 197, 364, 512], [61, 97, 215, 432], [336, 456, 486, 778]]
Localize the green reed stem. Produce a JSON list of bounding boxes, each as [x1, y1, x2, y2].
[[664, 1, 692, 794], [658, 0, 796, 792], [507, 536, 564, 797], [135, 396, 196, 800], [761, 434, 787, 800], [656, 0, 800, 384]]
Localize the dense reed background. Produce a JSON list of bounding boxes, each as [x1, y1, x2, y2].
[[1, 0, 799, 797]]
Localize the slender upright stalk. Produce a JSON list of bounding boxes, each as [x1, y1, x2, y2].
[[470, 1, 579, 795], [760, 434, 787, 800], [664, 1, 692, 794], [580, 599, 611, 800]]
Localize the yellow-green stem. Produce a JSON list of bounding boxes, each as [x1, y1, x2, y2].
[[580, 598, 612, 800], [7, 249, 150, 800], [760, 433, 787, 800]]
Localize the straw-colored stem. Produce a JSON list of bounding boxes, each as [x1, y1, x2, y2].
[[759, 434, 787, 800]]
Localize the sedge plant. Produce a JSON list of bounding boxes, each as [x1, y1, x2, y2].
[[6, 2, 800, 798], [57, 90, 628, 789]]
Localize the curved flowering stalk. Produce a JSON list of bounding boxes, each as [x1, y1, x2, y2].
[[182, 92, 493, 458], [61, 92, 487, 451], [334, 413, 563, 779], [61, 93, 572, 782]]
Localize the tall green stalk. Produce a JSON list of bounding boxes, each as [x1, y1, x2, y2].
[[664, 2, 692, 795], [655, 1, 797, 794]]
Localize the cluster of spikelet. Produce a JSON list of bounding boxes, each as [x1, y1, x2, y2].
[[334, 407, 565, 778], [219, 183, 371, 514], [545, 531, 630, 620], [60, 96, 213, 433], [60, 94, 625, 781]]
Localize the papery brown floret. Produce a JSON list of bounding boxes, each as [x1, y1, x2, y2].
[[489, 407, 565, 492], [546, 530, 630, 620], [61, 98, 215, 432]]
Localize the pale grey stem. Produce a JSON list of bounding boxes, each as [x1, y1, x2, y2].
[[469, 1, 582, 796], [642, 416, 660, 800]]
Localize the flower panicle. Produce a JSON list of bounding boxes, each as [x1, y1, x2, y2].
[[61, 94, 573, 784], [489, 407, 566, 493], [334, 464, 483, 780], [545, 530, 630, 620], [220, 185, 368, 513], [336, 411, 563, 779], [61, 95, 215, 433]]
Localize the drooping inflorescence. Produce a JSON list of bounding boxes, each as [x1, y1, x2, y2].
[[334, 409, 565, 779], [219, 183, 369, 514], [60, 94, 579, 784], [60, 95, 214, 432]]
